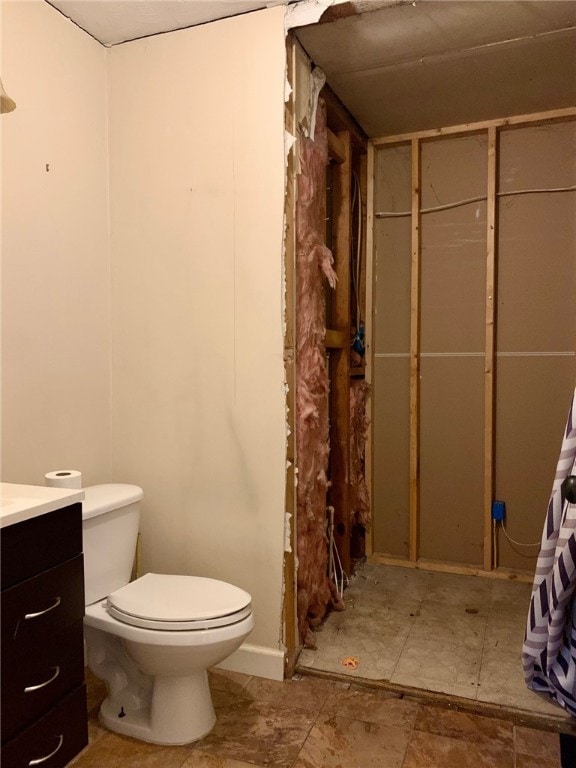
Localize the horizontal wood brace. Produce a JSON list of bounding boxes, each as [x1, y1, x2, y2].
[[325, 329, 347, 349], [328, 129, 346, 164]]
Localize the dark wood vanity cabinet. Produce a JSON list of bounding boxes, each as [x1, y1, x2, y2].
[[1, 503, 88, 768]]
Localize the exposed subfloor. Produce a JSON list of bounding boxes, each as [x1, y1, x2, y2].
[[75, 666, 569, 767], [297, 562, 569, 721]]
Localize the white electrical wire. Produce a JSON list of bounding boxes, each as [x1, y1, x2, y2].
[[331, 537, 350, 598], [375, 184, 576, 219], [499, 520, 541, 549]]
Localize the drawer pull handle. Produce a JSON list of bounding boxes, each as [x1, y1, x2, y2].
[[24, 597, 61, 620], [24, 666, 60, 693], [28, 734, 64, 765]]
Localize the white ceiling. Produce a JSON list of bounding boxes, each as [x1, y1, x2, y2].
[[296, 1, 576, 136], [47, 0, 301, 45]]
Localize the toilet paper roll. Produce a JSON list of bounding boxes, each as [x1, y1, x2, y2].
[[45, 470, 83, 489]]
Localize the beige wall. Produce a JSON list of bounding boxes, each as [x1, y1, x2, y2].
[[1, 1, 112, 486], [107, 8, 288, 653], [2, 1, 288, 666]]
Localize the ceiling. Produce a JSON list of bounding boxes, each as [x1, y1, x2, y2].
[[296, 1, 576, 137], [47, 0, 302, 45], [44, 0, 575, 137]]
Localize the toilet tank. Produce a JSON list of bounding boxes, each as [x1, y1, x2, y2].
[[82, 484, 144, 605]]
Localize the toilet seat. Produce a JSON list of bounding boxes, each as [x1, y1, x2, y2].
[[106, 573, 252, 631]]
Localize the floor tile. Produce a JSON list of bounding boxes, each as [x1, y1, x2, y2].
[[208, 669, 251, 695], [389, 671, 479, 700], [403, 730, 514, 768], [489, 580, 532, 610], [86, 670, 108, 714], [211, 688, 242, 710], [71, 732, 191, 768], [414, 705, 514, 749], [299, 564, 572, 717], [477, 651, 568, 717], [182, 752, 267, 767], [241, 674, 341, 711], [308, 642, 400, 680], [409, 600, 488, 649], [425, 573, 492, 610], [75, 663, 565, 768], [514, 755, 560, 768], [293, 713, 410, 768], [195, 699, 316, 768], [392, 635, 482, 690], [321, 688, 420, 728], [514, 725, 561, 759]]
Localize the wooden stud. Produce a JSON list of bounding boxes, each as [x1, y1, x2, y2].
[[325, 329, 347, 348], [358, 153, 368, 337], [322, 84, 368, 151], [368, 553, 533, 583], [409, 138, 421, 563], [372, 107, 576, 147], [483, 127, 498, 572], [329, 129, 352, 578], [281, 35, 299, 678], [328, 129, 346, 165], [365, 142, 376, 557]]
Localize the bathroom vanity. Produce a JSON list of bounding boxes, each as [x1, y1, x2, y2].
[[0, 483, 88, 768]]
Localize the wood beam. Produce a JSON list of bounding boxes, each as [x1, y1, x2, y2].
[[409, 138, 421, 563], [365, 142, 375, 557], [328, 129, 346, 165], [282, 36, 298, 678], [325, 329, 346, 348], [483, 127, 498, 572], [372, 107, 576, 147]]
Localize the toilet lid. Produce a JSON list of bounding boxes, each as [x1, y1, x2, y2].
[[106, 573, 252, 631]]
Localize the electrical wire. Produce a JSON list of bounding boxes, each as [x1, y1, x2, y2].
[[499, 520, 541, 549], [331, 536, 350, 598], [375, 184, 576, 219]]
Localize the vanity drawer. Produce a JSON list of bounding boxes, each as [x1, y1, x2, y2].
[[1, 685, 88, 768], [1, 555, 84, 657], [1, 621, 85, 744], [1, 503, 82, 589]]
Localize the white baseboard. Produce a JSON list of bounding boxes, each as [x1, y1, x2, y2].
[[216, 643, 285, 681]]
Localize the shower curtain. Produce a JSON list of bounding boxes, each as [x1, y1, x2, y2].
[[523, 386, 576, 715]]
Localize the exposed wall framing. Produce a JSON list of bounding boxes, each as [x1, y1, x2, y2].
[[369, 107, 576, 576], [324, 91, 369, 576], [284, 36, 369, 653]]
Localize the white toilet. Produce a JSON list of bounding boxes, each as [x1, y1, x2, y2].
[[82, 484, 254, 745]]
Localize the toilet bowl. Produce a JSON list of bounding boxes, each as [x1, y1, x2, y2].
[[82, 484, 254, 745]]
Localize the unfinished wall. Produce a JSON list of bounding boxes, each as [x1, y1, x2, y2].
[[372, 144, 412, 557], [419, 135, 487, 566], [1, 1, 111, 486], [372, 120, 576, 570], [495, 122, 576, 570], [107, 7, 287, 673]]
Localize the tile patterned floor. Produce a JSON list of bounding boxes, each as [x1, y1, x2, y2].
[[298, 563, 570, 720], [75, 666, 565, 768]]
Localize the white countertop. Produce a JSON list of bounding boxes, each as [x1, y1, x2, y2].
[[0, 483, 85, 528]]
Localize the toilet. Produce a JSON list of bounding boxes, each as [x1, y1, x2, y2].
[[82, 484, 254, 745]]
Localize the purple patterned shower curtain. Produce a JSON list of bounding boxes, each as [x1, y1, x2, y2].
[[523, 387, 576, 715]]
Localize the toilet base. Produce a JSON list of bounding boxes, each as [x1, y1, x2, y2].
[[99, 670, 216, 745]]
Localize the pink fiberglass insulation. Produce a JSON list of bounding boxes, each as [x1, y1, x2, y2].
[[295, 100, 339, 649], [350, 379, 370, 528]]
